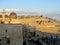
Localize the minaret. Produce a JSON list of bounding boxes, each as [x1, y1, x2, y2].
[[2, 9, 6, 22]]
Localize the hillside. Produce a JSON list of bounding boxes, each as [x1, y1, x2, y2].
[[17, 16, 60, 34]]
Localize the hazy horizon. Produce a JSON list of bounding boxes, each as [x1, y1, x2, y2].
[[0, 0, 60, 21]]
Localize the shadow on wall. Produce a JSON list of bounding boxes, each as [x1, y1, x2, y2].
[[23, 25, 60, 45]]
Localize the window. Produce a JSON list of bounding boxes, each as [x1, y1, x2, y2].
[[5, 29, 7, 32]]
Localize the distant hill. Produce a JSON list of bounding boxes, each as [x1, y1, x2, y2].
[[18, 16, 60, 34]]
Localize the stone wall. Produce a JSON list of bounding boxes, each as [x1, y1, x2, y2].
[[0, 24, 23, 45]]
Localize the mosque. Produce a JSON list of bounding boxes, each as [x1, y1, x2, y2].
[[0, 9, 20, 24]]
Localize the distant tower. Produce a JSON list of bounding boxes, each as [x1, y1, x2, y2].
[[2, 9, 6, 22]]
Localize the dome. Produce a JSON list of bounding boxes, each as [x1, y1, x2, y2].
[[9, 12, 17, 19]]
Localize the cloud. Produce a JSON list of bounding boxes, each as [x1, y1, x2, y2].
[[45, 13, 60, 21], [0, 9, 60, 21], [0, 9, 41, 15], [52, 16, 56, 19]]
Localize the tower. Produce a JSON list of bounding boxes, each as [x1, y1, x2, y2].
[[2, 9, 6, 22]]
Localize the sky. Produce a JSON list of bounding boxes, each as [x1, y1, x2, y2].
[[0, 0, 60, 21]]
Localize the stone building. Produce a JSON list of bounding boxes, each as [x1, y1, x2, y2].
[[0, 24, 23, 45], [0, 23, 36, 45]]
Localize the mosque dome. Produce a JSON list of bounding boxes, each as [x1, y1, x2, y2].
[[9, 12, 17, 19]]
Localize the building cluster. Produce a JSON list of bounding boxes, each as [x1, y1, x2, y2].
[[0, 9, 20, 24], [0, 24, 60, 45], [0, 9, 60, 45], [0, 24, 36, 45]]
